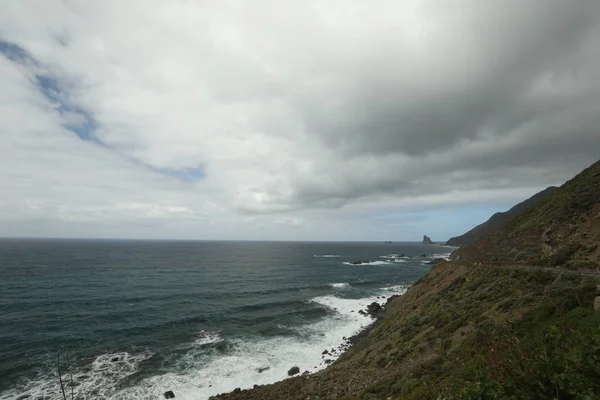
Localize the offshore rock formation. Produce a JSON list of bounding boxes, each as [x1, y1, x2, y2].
[[422, 235, 433, 244]]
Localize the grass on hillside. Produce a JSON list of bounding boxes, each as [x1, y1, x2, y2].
[[339, 263, 600, 400]]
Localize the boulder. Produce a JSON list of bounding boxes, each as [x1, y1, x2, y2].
[[164, 391, 175, 399], [366, 302, 383, 317], [322, 350, 329, 355], [288, 366, 300, 376], [111, 356, 120, 362], [257, 366, 270, 373]]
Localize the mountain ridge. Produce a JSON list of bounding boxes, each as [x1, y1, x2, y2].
[[445, 186, 558, 247]]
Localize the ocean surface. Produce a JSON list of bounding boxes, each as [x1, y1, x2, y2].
[[0, 239, 453, 400]]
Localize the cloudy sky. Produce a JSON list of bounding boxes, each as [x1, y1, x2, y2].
[[1, 0, 599, 241]]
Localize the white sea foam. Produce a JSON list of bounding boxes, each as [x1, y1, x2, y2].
[[313, 254, 340, 258], [380, 284, 409, 294], [342, 260, 391, 266], [430, 253, 452, 260], [1, 287, 408, 400], [328, 282, 351, 289], [379, 254, 400, 259], [0, 351, 153, 400], [194, 330, 223, 346]]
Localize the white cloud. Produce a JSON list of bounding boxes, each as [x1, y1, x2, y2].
[[0, 0, 599, 240]]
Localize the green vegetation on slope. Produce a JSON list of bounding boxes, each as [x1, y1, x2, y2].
[[213, 262, 600, 400], [214, 160, 600, 400], [455, 160, 600, 267], [445, 186, 557, 247]]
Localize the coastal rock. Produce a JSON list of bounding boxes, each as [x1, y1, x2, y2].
[[322, 350, 329, 355], [233, 388, 241, 394], [288, 366, 300, 376], [350, 260, 369, 265], [111, 356, 120, 362], [164, 390, 175, 399], [422, 235, 433, 245], [257, 366, 270, 373], [366, 302, 383, 317]]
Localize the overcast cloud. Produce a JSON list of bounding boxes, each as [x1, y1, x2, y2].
[[1, 0, 599, 241]]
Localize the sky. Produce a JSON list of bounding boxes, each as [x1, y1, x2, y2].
[[0, 0, 599, 242]]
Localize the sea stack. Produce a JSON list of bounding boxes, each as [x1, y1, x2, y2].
[[422, 235, 433, 244]]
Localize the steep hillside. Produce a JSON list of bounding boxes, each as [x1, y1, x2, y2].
[[213, 262, 600, 400], [446, 186, 558, 247], [212, 160, 600, 400], [454, 160, 600, 267]]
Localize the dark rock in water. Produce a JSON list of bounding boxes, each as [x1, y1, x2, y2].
[[66, 381, 81, 387], [77, 375, 90, 380], [288, 366, 300, 376], [400, 253, 405, 257], [324, 359, 333, 365], [15, 395, 31, 400], [421, 254, 427, 257], [422, 235, 433, 244], [349, 259, 370, 265], [164, 390, 175, 399], [366, 302, 383, 317], [111, 356, 120, 362], [257, 366, 270, 373], [358, 309, 367, 315], [322, 350, 329, 355]]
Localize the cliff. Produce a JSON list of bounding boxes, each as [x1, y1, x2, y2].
[[445, 186, 558, 247], [212, 160, 600, 400], [454, 160, 600, 267]]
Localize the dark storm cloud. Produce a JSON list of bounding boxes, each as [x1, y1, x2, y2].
[[276, 0, 600, 209]]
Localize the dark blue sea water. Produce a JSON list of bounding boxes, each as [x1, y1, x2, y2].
[[0, 239, 453, 400]]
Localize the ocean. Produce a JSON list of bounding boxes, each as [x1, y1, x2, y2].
[[0, 239, 453, 400]]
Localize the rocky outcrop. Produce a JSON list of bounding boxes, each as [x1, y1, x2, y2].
[[164, 390, 175, 399], [366, 302, 383, 317], [422, 235, 433, 244], [287, 366, 300, 376]]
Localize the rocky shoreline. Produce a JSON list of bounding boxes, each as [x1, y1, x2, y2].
[[207, 293, 402, 399]]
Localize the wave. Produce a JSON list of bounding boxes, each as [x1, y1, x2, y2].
[[1, 286, 409, 400], [342, 260, 391, 266], [328, 282, 350, 289], [194, 330, 223, 346], [313, 254, 341, 258], [0, 351, 153, 400]]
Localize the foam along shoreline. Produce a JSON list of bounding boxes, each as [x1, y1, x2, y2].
[[1, 287, 407, 400]]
